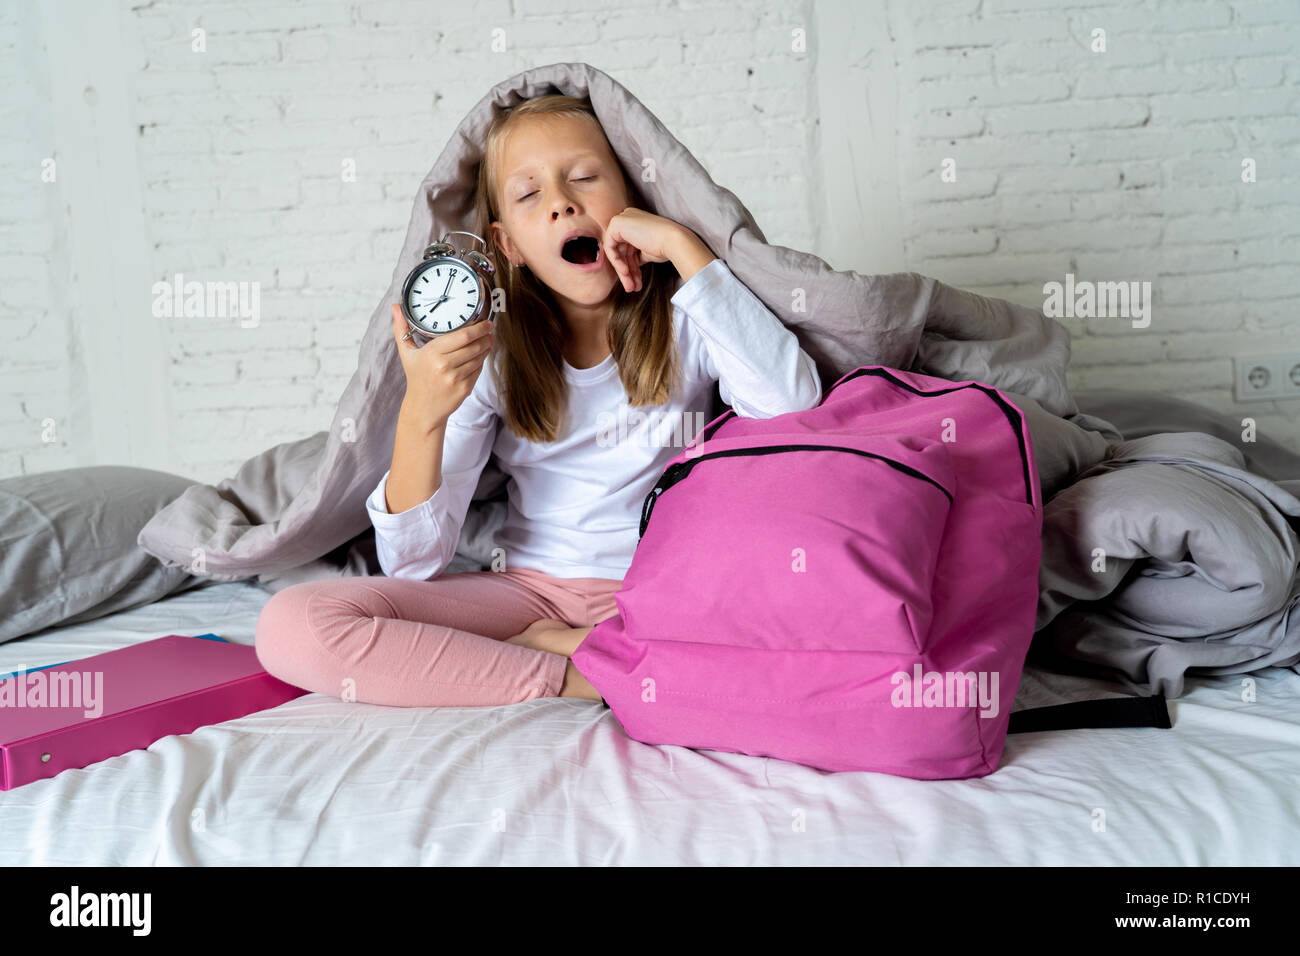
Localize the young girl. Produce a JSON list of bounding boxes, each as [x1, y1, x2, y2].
[[254, 94, 823, 708]]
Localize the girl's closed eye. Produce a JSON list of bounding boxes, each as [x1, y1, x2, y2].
[[516, 175, 596, 202]]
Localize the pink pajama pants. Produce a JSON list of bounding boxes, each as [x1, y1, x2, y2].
[[253, 567, 624, 707]]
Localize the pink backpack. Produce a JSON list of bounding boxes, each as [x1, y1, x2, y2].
[[572, 365, 1168, 779]]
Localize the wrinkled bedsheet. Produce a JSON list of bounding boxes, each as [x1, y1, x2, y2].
[[3, 580, 1297, 865]]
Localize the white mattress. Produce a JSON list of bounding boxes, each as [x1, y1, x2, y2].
[[2, 580, 1298, 865]]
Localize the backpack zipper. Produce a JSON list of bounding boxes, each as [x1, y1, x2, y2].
[[829, 368, 1033, 505], [692, 367, 1033, 505], [639, 443, 953, 539]]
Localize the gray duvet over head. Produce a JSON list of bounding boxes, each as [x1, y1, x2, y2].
[[137, 61, 1092, 584]]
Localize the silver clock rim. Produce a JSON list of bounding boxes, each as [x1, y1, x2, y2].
[[400, 254, 487, 336]]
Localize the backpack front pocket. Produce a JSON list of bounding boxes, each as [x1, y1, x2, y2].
[[634, 431, 956, 656]]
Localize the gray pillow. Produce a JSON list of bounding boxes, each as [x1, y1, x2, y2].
[[0, 466, 213, 643], [1073, 388, 1300, 483]]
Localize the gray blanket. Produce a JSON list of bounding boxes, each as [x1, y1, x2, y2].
[[1034, 393, 1300, 697], [136, 62, 1300, 698]]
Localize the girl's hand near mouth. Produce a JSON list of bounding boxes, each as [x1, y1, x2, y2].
[[602, 208, 717, 292]]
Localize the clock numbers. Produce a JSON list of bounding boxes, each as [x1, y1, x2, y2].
[[408, 260, 479, 335]]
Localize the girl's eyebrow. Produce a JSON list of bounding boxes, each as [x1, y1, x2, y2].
[[505, 150, 602, 184]]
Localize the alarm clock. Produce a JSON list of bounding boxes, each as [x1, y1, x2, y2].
[[399, 230, 496, 345]]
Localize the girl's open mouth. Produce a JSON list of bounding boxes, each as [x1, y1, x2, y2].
[[560, 235, 604, 272]]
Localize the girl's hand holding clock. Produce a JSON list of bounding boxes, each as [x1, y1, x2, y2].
[[390, 303, 494, 431]]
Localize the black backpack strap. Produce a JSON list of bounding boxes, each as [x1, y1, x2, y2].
[[1006, 694, 1171, 734]]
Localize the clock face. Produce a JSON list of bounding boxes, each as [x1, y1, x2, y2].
[[405, 258, 482, 334]]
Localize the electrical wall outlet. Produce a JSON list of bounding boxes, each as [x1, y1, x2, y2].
[[1282, 356, 1300, 398], [1235, 353, 1300, 402]]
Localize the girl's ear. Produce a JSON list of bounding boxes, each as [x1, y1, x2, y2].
[[490, 221, 519, 266]]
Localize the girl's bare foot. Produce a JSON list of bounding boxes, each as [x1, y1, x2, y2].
[[504, 618, 569, 652], [505, 619, 595, 657], [504, 621, 603, 702], [560, 661, 602, 701]]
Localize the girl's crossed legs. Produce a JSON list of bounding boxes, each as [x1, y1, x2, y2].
[[254, 566, 623, 708]]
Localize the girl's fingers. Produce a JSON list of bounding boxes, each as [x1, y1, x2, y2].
[[607, 238, 631, 291], [391, 304, 414, 351], [604, 222, 638, 293], [621, 242, 637, 292], [630, 248, 643, 291], [602, 221, 642, 293], [601, 226, 622, 281]]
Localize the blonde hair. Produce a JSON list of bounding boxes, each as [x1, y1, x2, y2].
[[473, 94, 680, 444]]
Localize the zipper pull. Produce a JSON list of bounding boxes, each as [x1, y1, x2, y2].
[[639, 460, 693, 539], [639, 485, 664, 539]]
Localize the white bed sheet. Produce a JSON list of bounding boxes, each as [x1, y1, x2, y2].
[[2, 580, 1297, 866]]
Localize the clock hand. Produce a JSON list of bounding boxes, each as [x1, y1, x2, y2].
[[420, 274, 459, 317]]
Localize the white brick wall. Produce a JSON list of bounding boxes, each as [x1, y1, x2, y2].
[[881, 0, 1300, 444], [1, 0, 68, 477], [2, 0, 1298, 482]]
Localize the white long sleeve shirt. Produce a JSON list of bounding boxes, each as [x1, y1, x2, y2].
[[366, 257, 823, 581]]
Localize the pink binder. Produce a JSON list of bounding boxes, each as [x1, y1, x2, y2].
[[0, 634, 307, 790]]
